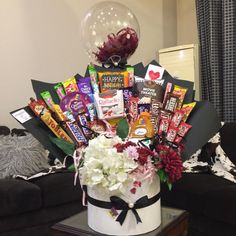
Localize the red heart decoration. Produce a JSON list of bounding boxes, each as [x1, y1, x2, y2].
[[149, 70, 160, 80]]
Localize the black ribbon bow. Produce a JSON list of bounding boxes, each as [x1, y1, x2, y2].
[[87, 192, 160, 226], [110, 196, 149, 225]]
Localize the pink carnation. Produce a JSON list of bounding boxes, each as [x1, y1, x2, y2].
[[125, 145, 139, 160]]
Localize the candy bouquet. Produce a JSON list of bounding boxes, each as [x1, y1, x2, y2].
[[11, 1, 199, 234], [25, 61, 196, 234]]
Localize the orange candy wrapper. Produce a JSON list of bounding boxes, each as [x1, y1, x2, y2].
[[98, 71, 129, 92], [129, 112, 154, 139]]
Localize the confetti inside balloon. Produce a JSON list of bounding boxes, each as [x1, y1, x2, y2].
[[81, 1, 140, 66]]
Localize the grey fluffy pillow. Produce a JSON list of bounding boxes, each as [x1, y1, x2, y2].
[[0, 133, 50, 178]]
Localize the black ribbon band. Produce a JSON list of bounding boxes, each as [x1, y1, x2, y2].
[[87, 192, 160, 225]]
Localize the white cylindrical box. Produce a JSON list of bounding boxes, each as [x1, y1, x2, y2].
[[87, 176, 161, 235]]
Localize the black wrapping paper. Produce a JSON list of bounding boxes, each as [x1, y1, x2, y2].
[[11, 61, 221, 161], [10, 107, 66, 162]]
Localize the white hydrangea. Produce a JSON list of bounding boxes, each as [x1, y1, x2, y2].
[[79, 135, 138, 192]]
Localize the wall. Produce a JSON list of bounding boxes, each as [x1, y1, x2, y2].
[[0, 0, 178, 128], [176, 0, 198, 45], [163, 0, 177, 48]]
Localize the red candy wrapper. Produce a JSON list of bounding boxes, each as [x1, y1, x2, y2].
[[171, 110, 184, 127], [163, 82, 172, 105], [128, 96, 139, 122], [166, 126, 179, 142], [88, 119, 106, 134], [158, 118, 170, 135], [178, 122, 192, 137], [160, 109, 173, 120], [174, 135, 183, 144], [29, 98, 48, 116]]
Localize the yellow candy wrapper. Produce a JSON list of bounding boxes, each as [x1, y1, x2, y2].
[[62, 77, 79, 94], [172, 85, 188, 109], [40, 112, 73, 143], [181, 102, 196, 122]]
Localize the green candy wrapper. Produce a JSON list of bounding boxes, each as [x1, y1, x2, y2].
[[40, 91, 55, 109], [54, 83, 66, 100]]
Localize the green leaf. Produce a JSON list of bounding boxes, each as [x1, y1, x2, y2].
[[157, 170, 173, 190], [49, 135, 75, 156], [167, 182, 172, 191], [67, 164, 75, 172], [157, 169, 168, 182], [116, 118, 129, 139]]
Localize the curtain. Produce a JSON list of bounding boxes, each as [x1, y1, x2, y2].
[[195, 0, 236, 122]]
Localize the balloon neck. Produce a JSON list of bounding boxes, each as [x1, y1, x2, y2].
[[102, 55, 127, 69]]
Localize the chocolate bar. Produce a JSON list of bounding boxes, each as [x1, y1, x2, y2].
[[164, 93, 179, 112]]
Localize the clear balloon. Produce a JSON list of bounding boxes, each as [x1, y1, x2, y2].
[[81, 1, 140, 65]]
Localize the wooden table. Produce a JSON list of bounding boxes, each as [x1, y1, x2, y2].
[[52, 207, 189, 236]]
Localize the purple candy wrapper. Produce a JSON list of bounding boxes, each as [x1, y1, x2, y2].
[[122, 88, 133, 106], [65, 121, 87, 145], [70, 99, 86, 116], [77, 77, 93, 101], [138, 103, 151, 114], [77, 113, 92, 137], [77, 77, 92, 93], [60, 92, 91, 112]]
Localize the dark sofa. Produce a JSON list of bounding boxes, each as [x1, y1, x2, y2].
[[0, 171, 84, 236], [161, 122, 236, 235]]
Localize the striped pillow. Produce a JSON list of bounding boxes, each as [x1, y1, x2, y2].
[[0, 133, 50, 178]]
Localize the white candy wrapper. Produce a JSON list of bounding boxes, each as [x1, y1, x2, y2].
[[94, 90, 125, 120]]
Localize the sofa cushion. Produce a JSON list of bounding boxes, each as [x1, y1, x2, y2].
[[220, 122, 236, 165], [31, 171, 82, 207], [0, 133, 50, 179], [0, 200, 85, 234], [204, 185, 236, 226], [0, 178, 42, 217], [161, 173, 234, 216]]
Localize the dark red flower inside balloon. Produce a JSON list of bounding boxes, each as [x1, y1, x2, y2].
[[93, 27, 139, 65]]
